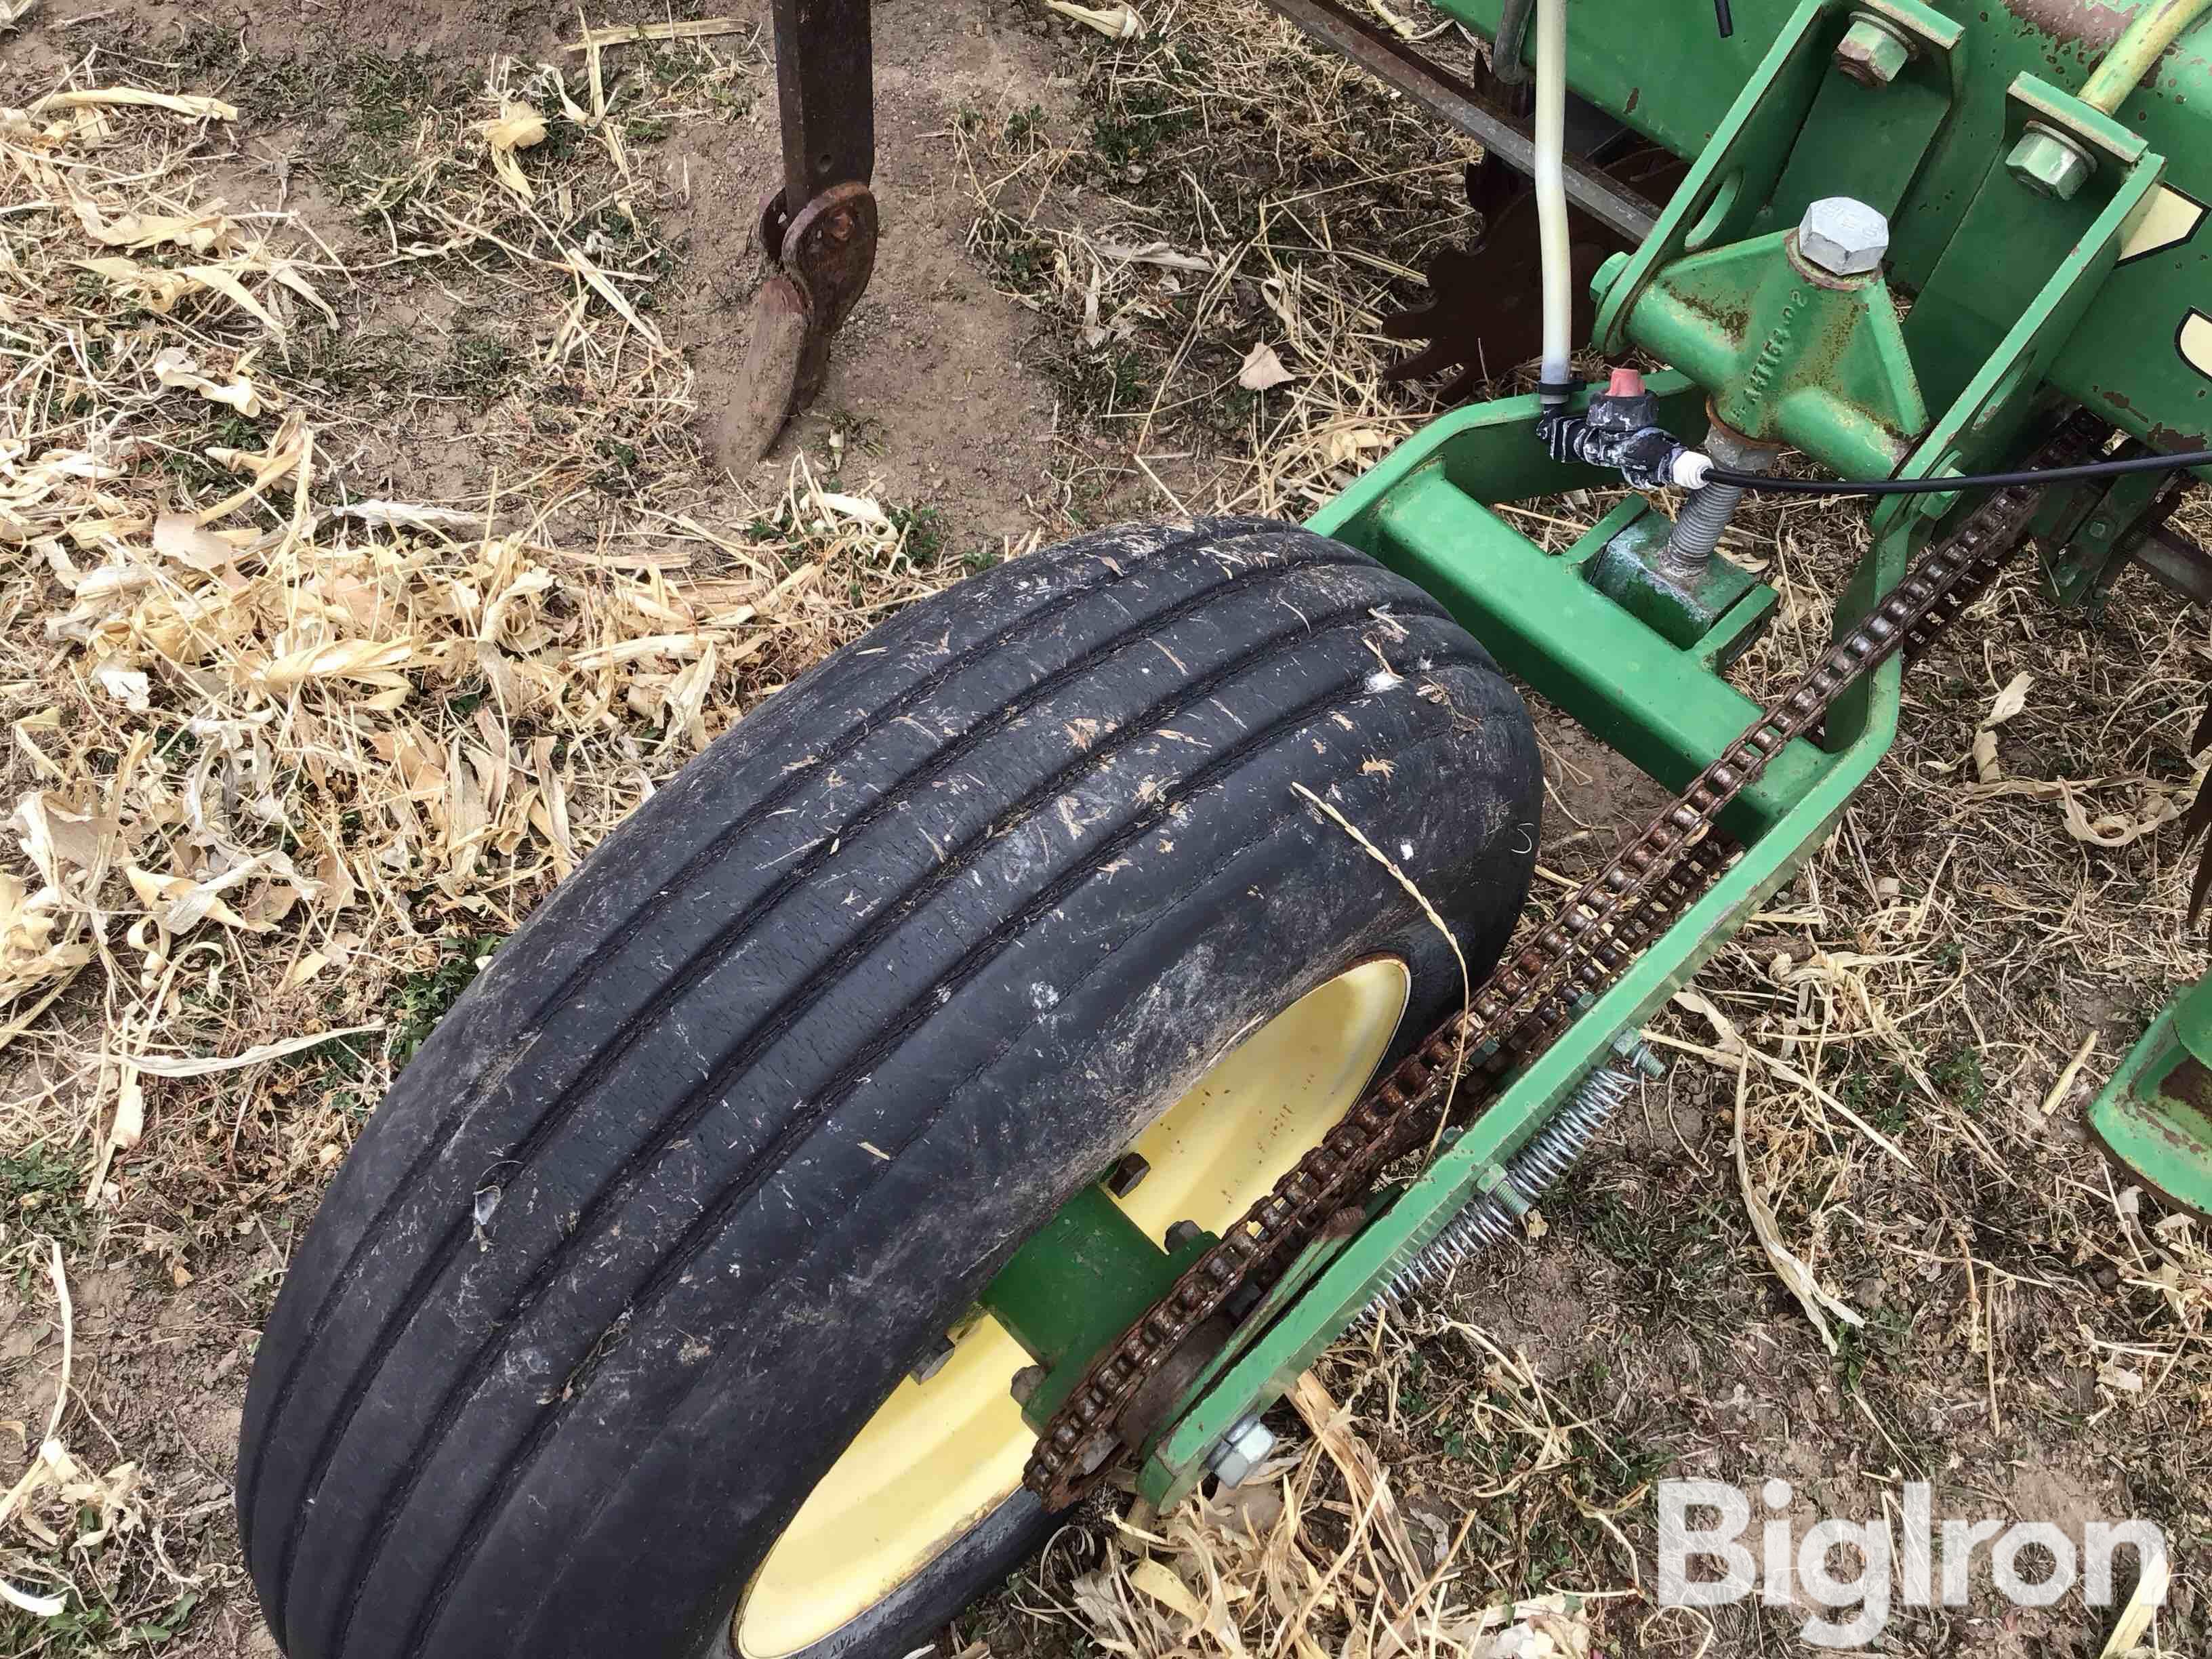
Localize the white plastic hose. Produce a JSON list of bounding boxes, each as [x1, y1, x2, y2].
[[1532, 0, 1572, 393]]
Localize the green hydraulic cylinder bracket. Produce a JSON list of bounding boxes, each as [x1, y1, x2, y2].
[[2088, 972, 2212, 1220], [1610, 226, 1929, 480], [979, 1183, 1210, 1433]]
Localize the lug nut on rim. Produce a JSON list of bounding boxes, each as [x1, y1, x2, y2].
[[1105, 1152, 1150, 1196], [909, 1332, 956, 1385]]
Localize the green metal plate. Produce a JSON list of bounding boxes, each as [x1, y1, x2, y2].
[[2088, 981, 2212, 1220], [1135, 384, 1914, 1507]]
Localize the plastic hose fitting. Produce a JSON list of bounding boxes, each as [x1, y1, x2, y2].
[[1536, 368, 1692, 491]]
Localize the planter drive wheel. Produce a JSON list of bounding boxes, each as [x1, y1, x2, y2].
[[237, 516, 1544, 1659]]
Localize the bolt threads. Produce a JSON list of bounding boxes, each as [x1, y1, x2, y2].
[[1662, 478, 1747, 576]]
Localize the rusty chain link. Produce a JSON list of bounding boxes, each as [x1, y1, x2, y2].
[[1022, 428, 2090, 1508]]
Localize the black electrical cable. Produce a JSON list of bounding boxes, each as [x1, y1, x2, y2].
[[1714, 0, 1734, 38], [1706, 447, 2212, 498]]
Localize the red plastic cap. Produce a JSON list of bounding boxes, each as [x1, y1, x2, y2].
[[1605, 367, 1647, 398]]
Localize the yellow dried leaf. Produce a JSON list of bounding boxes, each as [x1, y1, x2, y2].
[[1046, 0, 1145, 38], [564, 243, 663, 350], [152, 344, 270, 415], [1324, 427, 1385, 467], [483, 100, 548, 202], [125, 865, 272, 935], [1128, 1559, 1205, 1624], [255, 638, 417, 693], [28, 86, 237, 121], [110, 1064, 143, 1153], [1971, 726, 2000, 783], [152, 510, 245, 571], [73, 255, 198, 312], [1237, 340, 1294, 391], [283, 951, 331, 989], [1983, 670, 2032, 729], [0, 871, 89, 1004], [71, 199, 230, 253], [565, 16, 743, 49], [2056, 779, 2182, 847], [267, 260, 338, 325], [180, 262, 283, 332]]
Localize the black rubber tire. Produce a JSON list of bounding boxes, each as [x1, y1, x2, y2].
[[238, 516, 1542, 1659]]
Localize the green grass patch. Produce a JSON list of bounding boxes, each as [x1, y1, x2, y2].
[[0, 1141, 88, 1244], [390, 935, 506, 1065]]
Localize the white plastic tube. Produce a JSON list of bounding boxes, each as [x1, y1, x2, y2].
[[1532, 0, 1572, 393]]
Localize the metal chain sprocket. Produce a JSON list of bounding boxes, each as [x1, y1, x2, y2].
[[1021, 422, 2095, 1509]]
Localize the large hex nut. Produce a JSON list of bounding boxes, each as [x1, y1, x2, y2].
[[1835, 14, 1911, 87], [1797, 197, 1891, 278], [1206, 1414, 1277, 1488], [2008, 124, 2095, 201]]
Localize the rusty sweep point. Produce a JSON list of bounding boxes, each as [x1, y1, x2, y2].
[[708, 271, 813, 470]]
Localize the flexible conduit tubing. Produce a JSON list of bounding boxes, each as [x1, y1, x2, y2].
[[1533, 0, 1572, 392], [2081, 0, 2212, 114]]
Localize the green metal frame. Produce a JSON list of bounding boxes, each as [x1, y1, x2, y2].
[[956, 0, 2212, 1513], [1139, 384, 1912, 1504], [2087, 970, 2212, 1218], [979, 1185, 1212, 1431], [1450, 0, 2212, 456]]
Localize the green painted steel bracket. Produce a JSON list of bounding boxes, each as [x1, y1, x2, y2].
[[1317, 379, 1816, 845], [1755, 0, 1966, 239], [1134, 388, 1914, 1508], [2039, 448, 2173, 613], [2087, 972, 2212, 1220], [1579, 506, 1777, 670], [1610, 228, 1929, 478], [980, 1183, 1211, 1432], [1591, 0, 1960, 358], [1872, 123, 2164, 541]]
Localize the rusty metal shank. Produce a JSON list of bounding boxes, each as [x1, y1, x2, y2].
[[769, 0, 875, 217], [714, 0, 880, 470], [1257, 0, 1657, 243]]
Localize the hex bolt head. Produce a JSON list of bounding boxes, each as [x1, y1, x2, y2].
[[1609, 1029, 1670, 1080], [1797, 197, 1890, 278], [1165, 1218, 1206, 1251], [1835, 14, 1911, 87], [909, 1333, 956, 1385], [1104, 1151, 1151, 1197], [2008, 125, 2095, 201], [1010, 1364, 1047, 1405], [1206, 1413, 1277, 1488]]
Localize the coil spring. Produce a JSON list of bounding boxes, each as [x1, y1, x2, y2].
[[1361, 1060, 1642, 1316]]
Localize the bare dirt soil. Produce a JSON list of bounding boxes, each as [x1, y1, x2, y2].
[[1, 1, 2208, 1657]]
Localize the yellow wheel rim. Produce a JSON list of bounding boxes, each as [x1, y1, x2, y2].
[[733, 958, 1410, 1659]]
